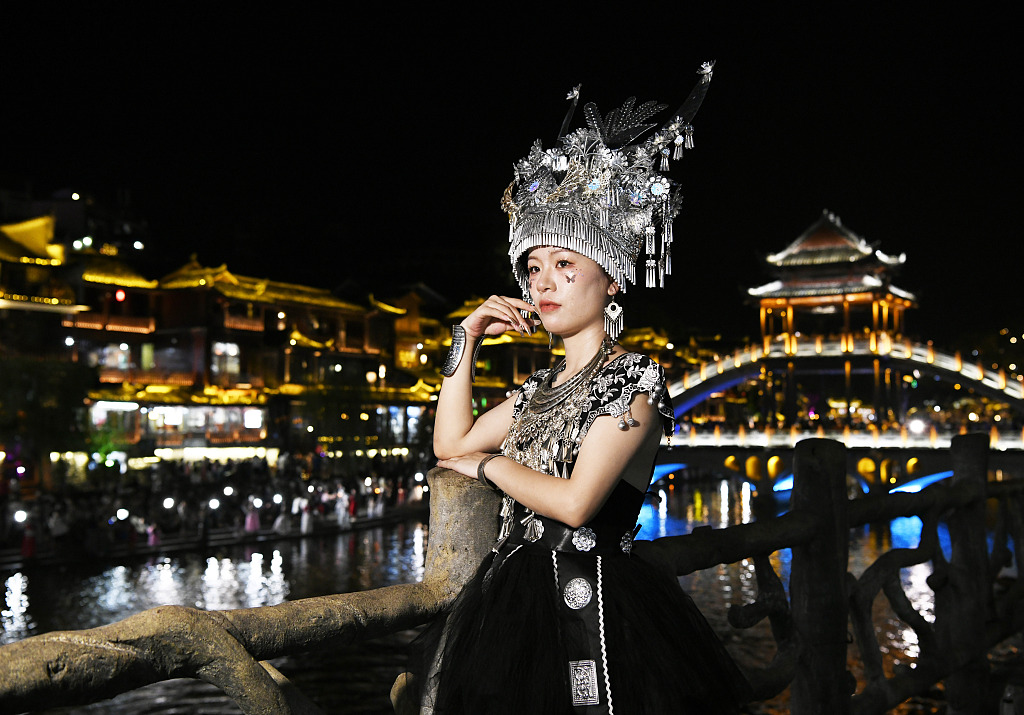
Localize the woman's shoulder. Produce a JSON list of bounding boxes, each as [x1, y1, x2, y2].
[[597, 351, 666, 386], [582, 352, 673, 434]]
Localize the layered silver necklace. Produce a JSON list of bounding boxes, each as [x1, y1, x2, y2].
[[503, 338, 612, 476], [495, 339, 612, 547]]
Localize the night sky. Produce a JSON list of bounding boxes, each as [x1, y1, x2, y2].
[[2, 8, 1018, 348]]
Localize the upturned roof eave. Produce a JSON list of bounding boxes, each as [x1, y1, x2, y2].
[[748, 280, 918, 303]]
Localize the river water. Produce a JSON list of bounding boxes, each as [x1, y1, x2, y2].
[[3, 477, 950, 714]]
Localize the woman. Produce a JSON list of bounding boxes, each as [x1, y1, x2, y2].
[[418, 64, 750, 714]]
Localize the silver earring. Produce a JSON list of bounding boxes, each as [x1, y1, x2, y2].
[[604, 299, 624, 341]]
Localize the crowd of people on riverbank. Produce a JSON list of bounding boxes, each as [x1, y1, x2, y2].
[[0, 453, 428, 562]]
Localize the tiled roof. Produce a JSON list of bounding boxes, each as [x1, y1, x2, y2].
[[766, 210, 904, 267], [79, 254, 159, 288], [160, 257, 365, 311]]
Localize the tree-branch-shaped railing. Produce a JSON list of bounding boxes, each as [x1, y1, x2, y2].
[[1, 433, 1021, 714], [0, 476, 502, 715]]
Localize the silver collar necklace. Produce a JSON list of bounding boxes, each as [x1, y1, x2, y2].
[[529, 338, 613, 414]]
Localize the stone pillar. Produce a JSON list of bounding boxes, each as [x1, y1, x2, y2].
[[392, 468, 503, 714], [784, 361, 798, 427], [421, 467, 503, 594]]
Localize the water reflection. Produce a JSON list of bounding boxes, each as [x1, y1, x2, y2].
[[637, 476, 754, 540], [1, 521, 429, 647], [2, 571, 34, 642], [1, 481, 959, 711], [639, 477, 956, 694]]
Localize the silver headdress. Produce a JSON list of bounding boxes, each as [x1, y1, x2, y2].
[[502, 62, 715, 299]]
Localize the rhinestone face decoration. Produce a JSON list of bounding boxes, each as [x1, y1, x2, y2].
[[563, 577, 593, 609], [572, 526, 597, 552]]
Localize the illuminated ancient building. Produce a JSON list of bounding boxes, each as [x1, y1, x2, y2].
[[749, 209, 917, 349], [0, 216, 86, 351], [745, 210, 918, 427], [1, 214, 443, 487]]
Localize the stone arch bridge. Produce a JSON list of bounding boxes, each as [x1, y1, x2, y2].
[[661, 335, 1023, 491]]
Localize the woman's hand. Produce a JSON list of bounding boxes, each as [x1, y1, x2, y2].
[[461, 295, 538, 340], [436, 452, 491, 480]]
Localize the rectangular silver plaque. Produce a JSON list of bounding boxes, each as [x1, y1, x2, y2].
[[569, 659, 599, 706]]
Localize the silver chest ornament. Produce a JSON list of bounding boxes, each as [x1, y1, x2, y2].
[[522, 511, 544, 542], [572, 526, 597, 552], [563, 577, 593, 609]]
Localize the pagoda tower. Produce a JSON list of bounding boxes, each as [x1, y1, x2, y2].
[[749, 209, 917, 350], [747, 210, 918, 428]]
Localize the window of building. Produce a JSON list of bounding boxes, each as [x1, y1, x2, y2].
[[406, 406, 422, 443], [211, 341, 240, 377]]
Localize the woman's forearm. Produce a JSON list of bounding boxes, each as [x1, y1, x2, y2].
[[433, 331, 478, 458], [478, 456, 603, 528]]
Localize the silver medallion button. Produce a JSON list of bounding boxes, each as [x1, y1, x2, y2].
[[563, 577, 593, 609]]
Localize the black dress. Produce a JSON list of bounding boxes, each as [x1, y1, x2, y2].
[[418, 353, 750, 714]]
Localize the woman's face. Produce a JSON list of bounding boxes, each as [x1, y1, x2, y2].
[[526, 246, 617, 337]]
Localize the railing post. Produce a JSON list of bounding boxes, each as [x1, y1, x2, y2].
[[789, 438, 851, 714], [392, 468, 503, 714], [934, 432, 990, 713], [421, 467, 503, 595]]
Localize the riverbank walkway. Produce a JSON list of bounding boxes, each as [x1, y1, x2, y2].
[[0, 500, 430, 573]]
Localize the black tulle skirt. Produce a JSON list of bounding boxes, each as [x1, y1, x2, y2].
[[413, 540, 751, 714]]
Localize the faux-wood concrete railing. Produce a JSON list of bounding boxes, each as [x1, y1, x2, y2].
[[0, 433, 1020, 714]]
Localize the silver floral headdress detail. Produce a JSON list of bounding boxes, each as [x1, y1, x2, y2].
[[503, 62, 715, 298]]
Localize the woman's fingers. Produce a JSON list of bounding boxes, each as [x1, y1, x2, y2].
[[468, 296, 539, 337], [436, 454, 479, 479]]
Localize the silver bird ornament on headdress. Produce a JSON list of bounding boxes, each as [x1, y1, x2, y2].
[[503, 61, 715, 300]]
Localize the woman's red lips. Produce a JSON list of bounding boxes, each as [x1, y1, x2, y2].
[[538, 301, 559, 313]]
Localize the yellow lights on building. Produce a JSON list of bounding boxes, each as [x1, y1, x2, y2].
[[0, 289, 75, 307]]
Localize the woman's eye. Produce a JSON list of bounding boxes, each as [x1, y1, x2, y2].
[[527, 265, 539, 273], [557, 260, 571, 268]]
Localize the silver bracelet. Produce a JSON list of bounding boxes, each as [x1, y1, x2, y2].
[[477, 454, 502, 490], [440, 325, 483, 381], [440, 325, 467, 377]]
